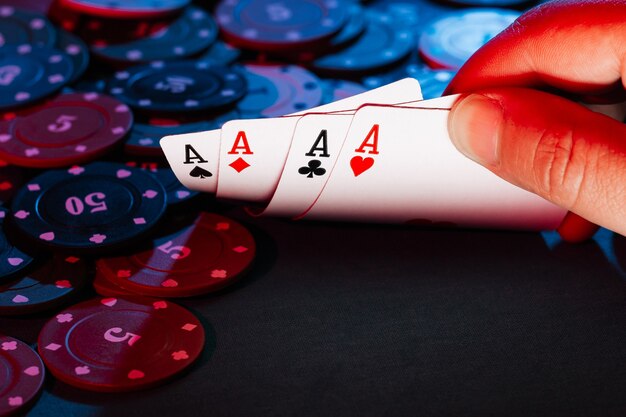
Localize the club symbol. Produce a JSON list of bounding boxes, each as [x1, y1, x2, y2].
[[298, 159, 326, 178]]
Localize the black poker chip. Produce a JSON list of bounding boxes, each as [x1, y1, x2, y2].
[[0, 205, 33, 284], [107, 61, 247, 114], [9, 162, 167, 254], [0, 254, 89, 316]]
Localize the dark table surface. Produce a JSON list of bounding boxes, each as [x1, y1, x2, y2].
[[2, 203, 626, 417]]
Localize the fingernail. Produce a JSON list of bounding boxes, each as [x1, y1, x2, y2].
[[448, 94, 503, 167]]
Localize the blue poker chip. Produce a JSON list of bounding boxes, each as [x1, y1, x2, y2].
[[56, 29, 89, 85], [320, 79, 367, 105], [124, 112, 239, 157], [216, 0, 348, 51], [415, 68, 456, 100], [442, 0, 529, 6], [419, 9, 521, 70], [57, 0, 191, 19], [311, 11, 414, 74], [9, 162, 167, 254], [0, 254, 88, 316], [0, 6, 56, 46], [0, 206, 33, 283], [196, 41, 241, 67], [91, 6, 218, 64], [325, 3, 366, 52], [237, 64, 323, 118], [107, 61, 247, 114], [0, 44, 74, 111]]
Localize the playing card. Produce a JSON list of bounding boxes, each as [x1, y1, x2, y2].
[[215, 78, 424, 203], [300, 97, 567, 231], [254, 112, 355, 217], [159, 130, 221, 193]]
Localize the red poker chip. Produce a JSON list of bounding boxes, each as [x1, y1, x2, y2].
[[97, 212, 256, 297], [93, 269, 134, 297], [0, 92, 133, 168], [37, 297, 205, 392], [0, 335, 45, 416]]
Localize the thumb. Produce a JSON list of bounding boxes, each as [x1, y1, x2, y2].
[[447, 88, 626, 237]]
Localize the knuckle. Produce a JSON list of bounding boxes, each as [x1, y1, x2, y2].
[[530, 127, 592, 209]]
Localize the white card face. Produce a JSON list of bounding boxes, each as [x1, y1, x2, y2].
[[257, 113, 355, 218], [159, 130, 221, 193], [302, 100, 567, 231], [215, 78, 425, 203]]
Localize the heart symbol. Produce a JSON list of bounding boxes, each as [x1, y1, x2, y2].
[[8, 258, 23, 266], [24, 366, 40, 376], [211, 269, 227, 279], [55, 280, 71, 288], [117, 169, 132, 179], [75, 366, 90, 375], [75, 145, 87, 152], [8, 396, 23, 406], [143, 190, 157, 199], [25, 148, 40, 157], [350, 156, 374, 177], [0, 134, 11, 143], [12, 294, 29, 303], [15, 92, 30, 102], [14, 210, 29, 219], [161, 279, 178, 288], [153, 301, 168, 310], [101, 298, 117, 307], [90, 234, 106, 244], [139, 138, 153, 145], [128, 370, 145, 380], [176, 190, 190, 199], [40, 231, 55, 241]]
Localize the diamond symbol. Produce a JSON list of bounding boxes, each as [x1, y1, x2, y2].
[[229, 157, 250, 173]]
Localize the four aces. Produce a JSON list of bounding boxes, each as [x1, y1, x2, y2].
[[160, 80, 569, 231]]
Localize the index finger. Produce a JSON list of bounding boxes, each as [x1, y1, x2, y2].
[[445, 0, 626, 100]]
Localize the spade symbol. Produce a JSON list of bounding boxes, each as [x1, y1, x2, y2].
[[298, 160, 326, 178], [189, 166, 212, 179]]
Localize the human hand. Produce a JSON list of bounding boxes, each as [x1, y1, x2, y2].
[[445, 0, 626, 241]]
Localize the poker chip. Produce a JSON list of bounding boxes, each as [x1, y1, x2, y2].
[[0, 255, 88, 316], [124, 162, 199, 207], [57, 0, 192, 19], [237, 64, 323, 118], [0, 7, 56, 46], [93, 269, 133, 297], [418, 9, 521, 70], [216, 0, 348, 51], [9, 162, 166, 253], [311, 11, 414, 74], [0, 206, 33, 284], [97, 212, 256, 297], [442, 0, 529, 6], [0, 161, 27, 205], [196, 40, 241, 67], [415, 68, 455, 100], [107, 61, 247, 114], [0, 92, 133, 169], [320, 79, 367, 104], [325, 3, 366, 53], [0, 44, 74, 111], [124, 113, 237, 157], [38, 297, 205, 392], [56, 29, 89, 85], [91, 6, 218, 64], [0, 335, 45, 416]]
